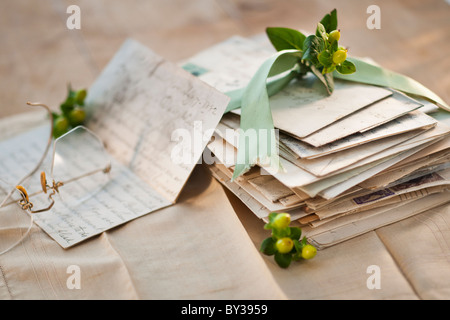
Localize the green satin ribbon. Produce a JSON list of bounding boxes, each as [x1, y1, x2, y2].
[[228, 50, 302, 180], [335, 57, 450, 111], [226, 50, 449, 180]]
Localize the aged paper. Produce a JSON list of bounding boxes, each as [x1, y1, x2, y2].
[[0, 125, 172, 248], [211, 161, 303, 212], [205, 161, 307, 220], [207, 133, 237, 168], [213, 110, 447, 202], [358, 148, 450, 190], [314, 169, 450, 219], [298, 123, 450, 199], [247, 175, 296, 203], [385, 136, 450, 171], [290, 128, 427, 177], [303, 191, 450, 249], [304, 186, 363, 211], [213, 125, 401, 192], [280, 110, 437, 159], [295, 121, 450, 177], [86, 39, 230, 203], [313, 141, 439, 199], [267, 74, 393, 139], [300, 92, 422, 146], [182, 36, 273, 93], [183, 35, 393, 140], [0, 39, 229, 248]]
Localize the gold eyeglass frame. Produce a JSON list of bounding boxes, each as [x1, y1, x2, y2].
[[0, 101, 112, 255], [1, 102, 111, 215]]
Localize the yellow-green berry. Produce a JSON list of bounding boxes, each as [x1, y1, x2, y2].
[[53, 116, 69, 138], [75, 89, 87, 105], [332, 49, 347, 65], [301, 244, 317, 260], [276, 237, 294, 254], [272, 213, 291, 229], [68, 107, 86, 126], [328, 30, 340, 42]]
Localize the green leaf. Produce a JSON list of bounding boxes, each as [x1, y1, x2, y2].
[[318, 50, 333, 68], [292, 241, 303, 261], [260, 237, 277, 256], [288, 227, 302, 241], [272, 226, 290, 239], [301, 236, 308, 246], [293, 239, 302, 251], [292, 251, 302, 261], [302, 35, 324, 66], [336, 60, 356, 74], [315, 22, 327, 42], [60, 99, 75, 116], [263, 222, 272, 230], [323, 64, 336, 74], [334, 57, 450, 111], [67, 83, 76, 99], [274, 252, 292, 268], [320, 9, 338, 33], [266, 27, 306, 52], [268, 54, 300, 77], [330, 40, 338, 52], [268, 212, 278, 223], [51, 112, 59, 121], [310, 65, 334, 94]]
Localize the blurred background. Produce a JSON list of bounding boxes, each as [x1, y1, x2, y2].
[[0, 0, 449, 118]]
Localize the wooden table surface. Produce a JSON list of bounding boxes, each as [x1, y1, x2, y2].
[[1, 0, 449, 119]]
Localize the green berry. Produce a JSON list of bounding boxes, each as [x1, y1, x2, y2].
[[276, 237, 294, 254], [272, 213, 291, 229], [75, 89, 87, 105], [68, 107, 86, 126], [301, 244, 317, 260], [332, 49, 347, 65], [328, 30, 340, 42], [53, 116, 69, 138]]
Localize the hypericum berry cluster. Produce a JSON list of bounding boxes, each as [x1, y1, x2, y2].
[[306, 25, 355, 75], [52, 85, 87, 138], [260, 212, 317, 268], [266, 9, 355, 95]]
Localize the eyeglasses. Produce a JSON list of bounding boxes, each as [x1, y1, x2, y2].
[[0, 102, 111, 255]]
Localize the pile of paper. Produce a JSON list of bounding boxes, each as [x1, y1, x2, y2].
[[183, 36, 450, 249]]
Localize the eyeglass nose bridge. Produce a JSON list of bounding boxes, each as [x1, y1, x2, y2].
[[40, 171, 63, 194]]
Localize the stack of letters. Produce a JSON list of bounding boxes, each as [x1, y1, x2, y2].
[[183, 36, 450, 249]]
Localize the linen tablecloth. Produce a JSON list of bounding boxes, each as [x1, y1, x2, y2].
[[0, 113, 449, 300]]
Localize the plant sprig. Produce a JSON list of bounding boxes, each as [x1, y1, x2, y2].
[[260, 212, 317, 268], [266, 9, 356, 95], [51, 84, 87, 138]]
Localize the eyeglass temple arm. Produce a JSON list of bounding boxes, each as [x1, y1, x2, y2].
[[0, 102, 54, 209]]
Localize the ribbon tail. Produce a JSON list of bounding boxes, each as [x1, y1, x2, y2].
[[334, 57, 450, 112], [231, 49, 302, 180]]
